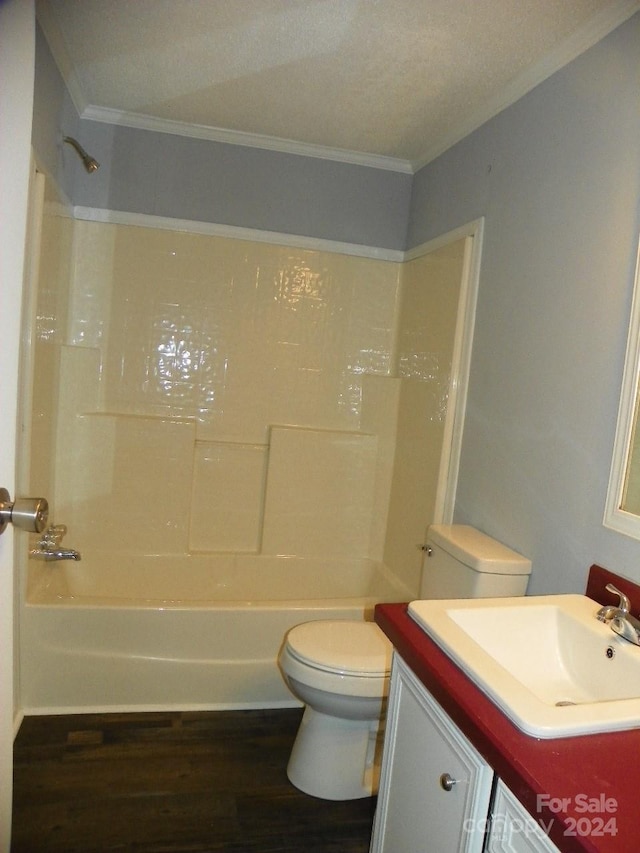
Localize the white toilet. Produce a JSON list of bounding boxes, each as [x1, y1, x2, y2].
[[278, 524, 532, 800]]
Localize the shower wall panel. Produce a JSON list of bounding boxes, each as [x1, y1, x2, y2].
[[58, 409, 195, 555], [190, 441, 268, 553], [29, 187, 74, 504], [91, 225, 399, 436], [56, 221, 403, 557], [261, 426, 378, 558], [383, 239, 466, 592]]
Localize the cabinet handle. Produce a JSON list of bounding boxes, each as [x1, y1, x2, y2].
[[439, 772, 458, 791]]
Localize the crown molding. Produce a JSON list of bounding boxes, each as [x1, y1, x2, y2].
[[80, 106, 414, 174]]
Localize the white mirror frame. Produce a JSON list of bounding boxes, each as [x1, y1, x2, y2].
[[604, 235, 640, 539]]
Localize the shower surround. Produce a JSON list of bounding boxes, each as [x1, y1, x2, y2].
[[22, 192, 464, 711], [58, 220, 403, 560]]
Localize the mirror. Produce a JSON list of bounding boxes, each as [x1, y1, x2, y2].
[[604, 236, 640, 538]]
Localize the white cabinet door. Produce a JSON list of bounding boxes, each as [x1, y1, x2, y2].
[[371, 655, 493, 853], [487, 780, 560, 853]]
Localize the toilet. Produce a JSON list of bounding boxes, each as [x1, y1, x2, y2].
[[278, 524, 532, 800]]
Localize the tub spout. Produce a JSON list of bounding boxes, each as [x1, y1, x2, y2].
[[29, 547, 81, 561], [29, 524, 81, 561]]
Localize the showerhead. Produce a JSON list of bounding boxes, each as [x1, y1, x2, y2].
[[63, 136, 100, 174]]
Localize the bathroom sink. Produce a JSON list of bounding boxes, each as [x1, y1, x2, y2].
[[408, 594, 640, 738]]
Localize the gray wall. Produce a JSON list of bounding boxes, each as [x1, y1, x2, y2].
[[32, 25, 78, 201], [72, 120, 412, 250], [409, 12, 640, 593]]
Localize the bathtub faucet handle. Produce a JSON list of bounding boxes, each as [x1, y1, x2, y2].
[[38, 524, 67, 549]]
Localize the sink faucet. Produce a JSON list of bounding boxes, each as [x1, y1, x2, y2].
[[29, 524, 81, 562], [596, 583, 640, 646], [611, 612, 640, 646], [596, 583, 630, 622]]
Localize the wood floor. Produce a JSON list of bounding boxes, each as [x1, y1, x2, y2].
[[12, 709, 376, 852]]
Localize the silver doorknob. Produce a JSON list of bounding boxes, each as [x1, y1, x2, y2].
[[0, 488, 49, 535]]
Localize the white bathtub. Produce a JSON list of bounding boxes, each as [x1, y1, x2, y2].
[[22, 554, 413, 714]]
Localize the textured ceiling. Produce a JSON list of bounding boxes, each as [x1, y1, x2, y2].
[[37, 0, 639, 169]]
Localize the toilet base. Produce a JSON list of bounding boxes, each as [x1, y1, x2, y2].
[[286, 705, 383, 800]]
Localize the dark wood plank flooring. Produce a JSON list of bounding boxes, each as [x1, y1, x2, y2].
[[12, 709, 376, 852]]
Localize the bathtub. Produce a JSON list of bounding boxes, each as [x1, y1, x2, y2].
[[22, 553, 413, 714]]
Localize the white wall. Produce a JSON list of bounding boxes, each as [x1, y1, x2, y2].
[[408, 13, 640, 594]]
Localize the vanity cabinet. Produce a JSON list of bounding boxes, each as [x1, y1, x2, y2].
[[370, 654, 493, 852], [371, 655, 561, 853]]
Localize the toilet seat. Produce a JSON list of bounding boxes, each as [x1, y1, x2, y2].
[[284, 620, 391, 678]]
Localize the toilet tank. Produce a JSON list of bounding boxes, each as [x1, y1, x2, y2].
[[419, 524, 531, 599]]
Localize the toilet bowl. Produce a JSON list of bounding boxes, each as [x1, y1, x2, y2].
[[278, 619, 392, 800], [279, 525, 532, 801]]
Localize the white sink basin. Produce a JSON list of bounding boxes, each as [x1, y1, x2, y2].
[[408, 594, 640, 738]]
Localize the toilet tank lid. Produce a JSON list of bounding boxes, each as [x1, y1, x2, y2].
[[427, 524, 532, 575]]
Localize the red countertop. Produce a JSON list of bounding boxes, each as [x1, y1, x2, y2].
[[374, 566, 640, 853]]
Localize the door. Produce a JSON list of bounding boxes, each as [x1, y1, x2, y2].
[[0, 0, 36, 846]]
